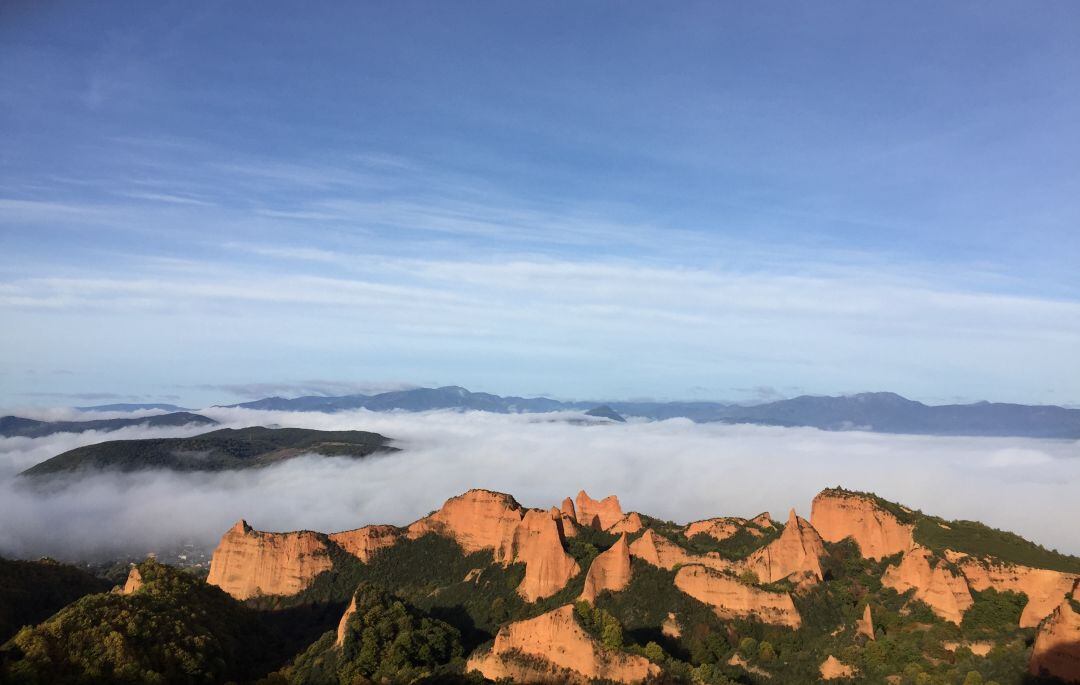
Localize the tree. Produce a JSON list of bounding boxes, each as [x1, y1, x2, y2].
[[962, 672, 983, 685], [644, 642, 665, 663]]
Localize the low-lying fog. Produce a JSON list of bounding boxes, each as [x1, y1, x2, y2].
[[1, 407, 1078, 561]]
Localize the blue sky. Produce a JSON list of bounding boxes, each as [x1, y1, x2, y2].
[[1, 1, 1078, 407]]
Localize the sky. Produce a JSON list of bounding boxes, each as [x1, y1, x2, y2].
[[2, 2, 1079, 407]]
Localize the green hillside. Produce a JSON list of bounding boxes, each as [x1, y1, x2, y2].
[[20, 426, 397, 476]]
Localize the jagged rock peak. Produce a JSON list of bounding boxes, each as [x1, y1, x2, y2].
[[575, 490, 624, 530]]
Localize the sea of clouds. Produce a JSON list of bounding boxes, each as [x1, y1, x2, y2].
[[1, 407, 1078, 561]]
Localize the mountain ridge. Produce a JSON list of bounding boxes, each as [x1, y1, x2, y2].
[[219, 386, 1080, 438]]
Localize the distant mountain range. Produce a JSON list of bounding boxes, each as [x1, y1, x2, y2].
[[221, 386, 1080, 438], [0, 412, 216, 439], [20, 426, 397, 477], [74, 403, 191, 412]]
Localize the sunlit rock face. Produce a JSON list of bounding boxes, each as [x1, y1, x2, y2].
[[674, 564, 802, 628], [946, 549, 1079, 628], [1029, 585, 1080, 684], [580, 533, 632, 603], [408, 489, 579, 601], [810, 489, 914, 560], [745, 508, 826, 584], [820, 655, 856, 680], [629, 528, 733, 573], [207, 520, 333, 600], [881, 545, 973, 624], [328, 524, 401, 562], [575, 490, 624, 530], [465, 604, 660, 684]]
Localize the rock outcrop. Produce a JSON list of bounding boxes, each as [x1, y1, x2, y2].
[[811, 489, 914, 560], [674, 564, 801, 628], [1029, 587, 1080, 683], [662, 612, 681, 638], [685, 517, 752, 541], [745, 509, 826, 584], [335, 593, 357, 647], [120, 567, 143, 595], [561, 497, 577, 521], [408, 490, 579, 601], [407, 489, 524, 553], [857, 603, 875, 640], [466, 604, 660, 684], [328, 524, 401, 562], [575, 490, 624, 530], [580, 534, 632, 602], [502, 509, 581, 602], [947, 550, 1079, 627], [820, 655, 856, 679], [881, 546, 973, 624], [607, 512, 644, 535], [550, 506, 580, 539], [630, 529, 733, 573], [207, 520, 334, 600]]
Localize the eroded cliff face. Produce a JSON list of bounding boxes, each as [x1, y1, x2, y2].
[[946, 550, 1079, 628], [406, 490, 579, 601], [1029, 586, 1080, 683], [881, 546, 973, 624], [120, 567, 143, 595], [607, 512, 644, 535], [466, 604, 660, 684], [811, 490, 914, 560], [207, 520, 334, 601], [549, 506, 580, 539], [328, 525, 401, 562], [502, 509, 581, 602], [335, 594, 357, 647], [580, 534, 632, 602], [407, 489, 525, 553], [745, 509, 826, 584], [629, 529, 733, 573], [686, 517, 756, 541], [674, 564, 801, 628], [575, 490, 625, 531]]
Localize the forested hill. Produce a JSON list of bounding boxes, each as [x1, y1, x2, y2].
[[19, 426, 397, 477]]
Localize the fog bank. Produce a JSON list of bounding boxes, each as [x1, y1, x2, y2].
[[1, 407, 1078, 561]]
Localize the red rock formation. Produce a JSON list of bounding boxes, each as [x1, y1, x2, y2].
[[881, 546, 973, 624], [745, 509, 826, 584], [662, 612, 681, 638], [607, 512, 644, 535], [947, 550, 1079, 627], [811, 490, 914, 560], [857, 604, 875, 640], [1029, 585, 1080, 683], [575, 490, 624, 530], [580, 534, 632, 602], [328, 524, 401, 562], [674, 564, 802, 628], [502, 509, 581, 602], [561, 497, 577, 520], [820, 655, 856, 679], [335, 593, 356, 647], [685, 518, 741, 541], [407, 489, 524, 553], [629, 529, 733, 573], [120, 567, 143, 595], [550, 506, 579, 539], [466, 604, 660, 684], [408, 490, 580, 601], [751, 512, 775, 529], [207, 520, 333, 600]]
